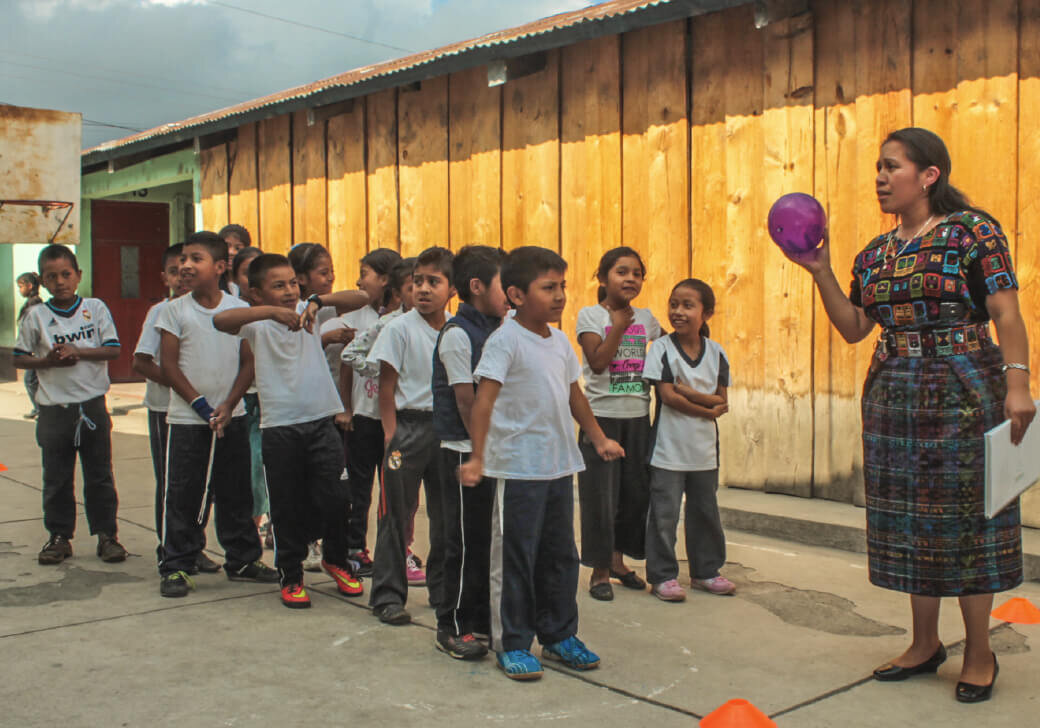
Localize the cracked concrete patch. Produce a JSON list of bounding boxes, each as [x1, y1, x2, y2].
[[725, 562, 906, 637], [947, 623, 1030, 656], [0, 566, 143, 607]]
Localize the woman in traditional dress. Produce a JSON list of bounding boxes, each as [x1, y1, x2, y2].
[[788, 127, 1034, 703]]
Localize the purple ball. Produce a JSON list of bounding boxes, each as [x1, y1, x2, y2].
[[767, 193, 826, 254]]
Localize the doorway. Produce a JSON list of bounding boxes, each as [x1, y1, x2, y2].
[[91, 199, 169, 382]]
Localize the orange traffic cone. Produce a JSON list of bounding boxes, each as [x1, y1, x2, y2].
[[991, 597, 1040, 625], [0, 463, 7, 472], [701, 699, 777, 728]]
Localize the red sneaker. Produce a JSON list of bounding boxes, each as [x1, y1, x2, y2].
[[323, 560, 364, 597], [280, 583, 311, 609]]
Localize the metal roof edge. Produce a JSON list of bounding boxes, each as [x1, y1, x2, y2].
[[81, 0, 747, 168]]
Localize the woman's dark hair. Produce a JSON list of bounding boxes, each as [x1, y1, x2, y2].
[[596, 246, 646, 303], [672, 278, 715, 338], [288, 242, 331, 276], [388, 257, 417, 301], [17, 271, 40, 296], [884, 128, 990, 219], [361, 248, 402, 277], [218, 223, 252, 246], [231, 246, 263, 282]]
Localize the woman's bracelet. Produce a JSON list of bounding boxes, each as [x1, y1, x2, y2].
[[1003, 363, 1030, 374]]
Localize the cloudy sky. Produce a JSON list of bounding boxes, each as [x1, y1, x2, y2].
[[4, 0, 597, 149]]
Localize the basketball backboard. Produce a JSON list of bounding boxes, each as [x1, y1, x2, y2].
[[0, 104, 81, 245]]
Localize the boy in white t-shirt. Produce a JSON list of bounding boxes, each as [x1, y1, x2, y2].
[[214, 253, 369, 608], [459, 246, 624, 681], [132, 244, 220, 574], [155, 231, 276, 598], [366, 247, 454, 625], [14, 244, 127, 566]]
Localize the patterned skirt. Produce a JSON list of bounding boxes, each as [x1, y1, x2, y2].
[[861, 343, 1023, 596]]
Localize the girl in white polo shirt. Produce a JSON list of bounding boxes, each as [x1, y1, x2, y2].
[[643, 279, 733, 602]]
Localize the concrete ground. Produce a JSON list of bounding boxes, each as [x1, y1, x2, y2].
[[2, 380, 1039, 727]]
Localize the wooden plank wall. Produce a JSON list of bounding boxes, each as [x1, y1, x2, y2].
[[194, 0, 1040, 522]]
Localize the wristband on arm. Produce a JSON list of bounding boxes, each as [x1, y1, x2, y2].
[[190, 396, 215, 422]]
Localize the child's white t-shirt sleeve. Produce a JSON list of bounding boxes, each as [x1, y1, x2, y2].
[[366, 317, 405, 374], [575, 306, 604, 339], [13, 310, 39, 356], [473, 330, 514, 384], [95, 301, 120, 347], [642, 340, 669, 382], [154, 302, 182, 338], [439, 326, 475, 386], [565, 337, 582, 384], [134, 304, 163, 357]]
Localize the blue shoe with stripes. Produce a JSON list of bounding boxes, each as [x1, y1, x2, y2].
[[542, 635, 600, 670], [496, 649, 543, 680]]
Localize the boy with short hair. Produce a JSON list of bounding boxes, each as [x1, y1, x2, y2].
[[14, 244, 127, 565], [459, 246, 624, 681], [366, 246, 454, 625], [155, 231, 276, 598], [132, 244, 221, 574], [214, 253, 370, 608], [431, 245, 509, 659]]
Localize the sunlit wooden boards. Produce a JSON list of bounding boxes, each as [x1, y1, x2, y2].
[[199, 143, 228, 232], [560, 35, 622, 348], [258, 115, 292, 254], [449, 66, 502, 248], [327, 102, 368, 283], [502, 50, 560, 251], [292, 109, 327, 247], [367, 89, 400, 252], [399, 76, 449, 257], [227, 121, 260, 242]]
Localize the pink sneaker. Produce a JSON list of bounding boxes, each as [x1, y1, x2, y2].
[[691, 576, 736, 595], [406, 550, 426, 587], [651, 579, 686, 602]]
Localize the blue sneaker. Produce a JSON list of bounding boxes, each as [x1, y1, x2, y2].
[[496, 650, 543, 680], [542, 636, 600, 670]]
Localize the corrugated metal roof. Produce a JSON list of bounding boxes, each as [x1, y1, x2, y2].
[[82, 0, 748, 165]]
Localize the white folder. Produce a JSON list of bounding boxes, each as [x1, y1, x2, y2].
[[985, 400, 1040, 519]]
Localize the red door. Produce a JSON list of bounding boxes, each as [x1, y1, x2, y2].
[[91, 200, 169, 382]]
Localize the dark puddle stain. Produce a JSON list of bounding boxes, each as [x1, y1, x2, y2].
[[0, 541, 28, 558], [725, 562, 906, 637], [0, 566, 143, 607]]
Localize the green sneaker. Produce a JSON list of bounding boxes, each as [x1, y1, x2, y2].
[[160, 571, 196, 598]]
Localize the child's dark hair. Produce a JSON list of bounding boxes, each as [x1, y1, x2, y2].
[[37, 244, 79, 273], [17, 271, 40, 295], [361, 248, 402, 277], [247, 253, 292, 290], [501, 246, 567, 299], [452, 245, 504, 303], [671, 278, 715, 338], [218, 223, 252, 246], [388, 257, 417, 301], [415, 246, 454, 284], [596, 246, 646, 302], [185, 231, 228, 265], [288, 242, 330, 276], [162, 243, 184, 268], [232, 246, 263, 281]]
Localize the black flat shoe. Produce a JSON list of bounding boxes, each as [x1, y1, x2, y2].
[[873, 644, 947, 682], [956, 654, 998, 703], [610, 569, 647, 590], [589, 582, 614, 601]]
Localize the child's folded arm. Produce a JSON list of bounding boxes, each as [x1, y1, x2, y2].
[[656, 381, 727, 420], [673, 382, 726, 408], [307, 289, 369, 316]]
